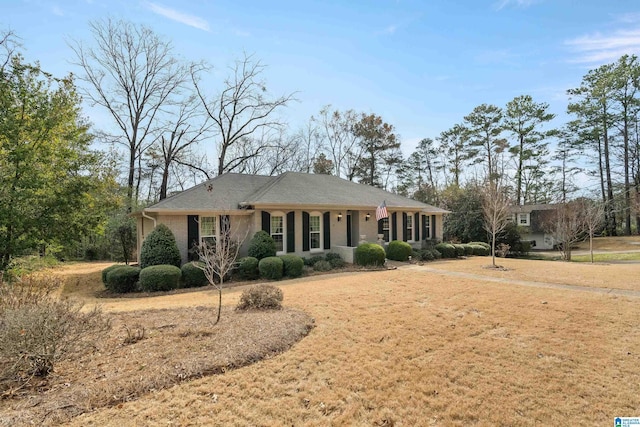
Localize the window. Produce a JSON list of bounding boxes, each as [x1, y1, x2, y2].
[[382, 217, 390, 242], [424, 215, 430, 239], [518, 213, 530, 226], [309, 214, 321, 250], [271, 215, 284, 252], [406, 214, 413, 242], [508, 213, 516, 223], [200, 216, 216, 245]]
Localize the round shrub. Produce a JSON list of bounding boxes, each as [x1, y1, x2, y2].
[[420, 249, 435, 261], [259, 256, 283, 280], [326, 253, 345, 268], [181, 262, 208, 288], [313, 260, 332, 272], [462, 244, 475, 256], [435, 243, 457, 258], [237, 256, 260, 280], [304, 255, 325, 266], [236, 284, 283, 311], [355, 243, 386, 267], [105, 266, 140, 293], [280, 255, 304, 278], [139, 224, 181, 269], [469, 241, 491, 250], [102, 264, 123, 285], [453, 244, 466, 257], [139, 264, 182, 292], [247, 231, 277, 260], [470, 244, 490, 256], [430, 248, 442, 259], [386, 240, 413, 261]]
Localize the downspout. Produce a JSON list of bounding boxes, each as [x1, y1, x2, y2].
[[141, 210, 157, 228]]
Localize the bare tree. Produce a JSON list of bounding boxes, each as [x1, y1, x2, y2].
[[70, 19, 188, 209], [481, 182, 512, 267], [193, 215, 249, 325], [317, 107, 362, 179], [192, 53, 296, 176], [549, 200, 590, 261], [583, 199, 605, 263], [0, 30, 18, 73]]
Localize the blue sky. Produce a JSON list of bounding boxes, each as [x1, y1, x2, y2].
[[4, 0, 640, 153]]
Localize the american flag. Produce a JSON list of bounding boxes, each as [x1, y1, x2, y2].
[[376, 200, 389, 221]]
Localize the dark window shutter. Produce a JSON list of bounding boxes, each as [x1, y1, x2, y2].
[[220, 215, 230, 233], [414, 213, 420, 241], [378, 218, 384, 235], [261, 211, 271, 234], [402, 212, 408, 242], [323, 212, 331, 249], [302, 211, 310, 251], [431, 215, 436, 240], [286, 211, 295, 253], [422, 215, 428, 239], [391, 212, 398, 241], [187, 215, 199, 261]]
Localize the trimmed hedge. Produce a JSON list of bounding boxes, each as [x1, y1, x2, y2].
[[313, 260, 332, 271], [139, 224, 182, 269], [237, 256, 260, 280], [139, 264, 182, 292], [386, 240, 413, 261], [470, 244, 490, 256], [469, 241, 491, 250], [181, 262, 208, 288], [247, 231, 277, 260], [462, 244, 475, 256], [325, 252, 345, 268], [236, 284, 283, 310], [280, 255, 304, 278], [105, 266, 140, 293], [435, 243, 457, 258], [102, 264, 122, 285], [303, 255, 325, 266], [259, 256, 283, 280], [355, 243, 386, 267], [452, 244, 466, 257]]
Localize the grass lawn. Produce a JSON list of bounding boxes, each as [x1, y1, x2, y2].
[[571, 252, 640, 262], [43, 256, 639, 426]]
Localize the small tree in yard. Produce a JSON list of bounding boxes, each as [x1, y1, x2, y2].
[[193, 216, 248, 325], [584, 200, 605, 263], [549, 198, 597, 261], [481, 182, 511, 267]]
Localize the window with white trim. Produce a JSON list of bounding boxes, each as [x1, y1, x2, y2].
[[382, 217, 390, 242], [518, 213, 530, 226], [200, 216, 217, 245], [406, 213, 414, 242], [424, 215, 430, 239], [309, 213, 322, 250], [271, 214, 285, 253]]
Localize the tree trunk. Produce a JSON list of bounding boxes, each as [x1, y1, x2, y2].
[[516, 134, 524, 205], [160, 160, 170, 200], [127, 146, 136, 212], [603, 105, 617, 235]]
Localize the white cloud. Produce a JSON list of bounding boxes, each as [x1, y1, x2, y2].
[[565, 28, 640, 64], [494, 0, 540, 11], [144, 1, 210, 32], [51, 5, 64, 16]]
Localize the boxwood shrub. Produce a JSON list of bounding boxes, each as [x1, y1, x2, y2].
[[435, 243, 457, 258], [139, 224, 182, 269], [325, 252, 345, 268], [105, 266, 140, 293], [139, 264, 182, 292], [386, 240, 413, 261], [313, 260, 332, 271], [280, 254, 304, 278], [462, 244, 475, 256], [470, 244, 490, 256], [303, 255, 325, 266], [237, 256, 260, 280], [247, 231, 277, 260], [469, 241, 491, 250], [355, 243, 386, 267], [102, 264, 123, 285], [259, 256, 283, 280], [181, 262, 208, 288], [452, 244, 466, 257]]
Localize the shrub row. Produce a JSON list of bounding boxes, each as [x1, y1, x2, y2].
[[103, 262, 210, 294]]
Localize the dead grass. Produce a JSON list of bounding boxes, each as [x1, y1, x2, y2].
[[574, 235, 640, 251], [4, 254, 640, 426]]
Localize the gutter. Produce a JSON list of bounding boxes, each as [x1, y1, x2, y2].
[[141, 209, 157, 228]]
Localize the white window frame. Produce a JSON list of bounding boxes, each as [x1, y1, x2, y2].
[[200, 216, 217, 245], [406, 212, 414, 243], [309, 211, 323, 252], [518, 213, 530, 226], [382, 217, 390, 243], [271, 211, 286, 255]]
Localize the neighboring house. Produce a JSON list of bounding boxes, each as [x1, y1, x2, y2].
[[134, 172, 449, 264], [509, 204, 558, 250]]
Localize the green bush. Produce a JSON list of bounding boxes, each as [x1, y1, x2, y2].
[[139, 265, 182, 292], [139, 224, 181, 269], [452, 244, 466, 257], [418, 249, 434, 261], [105, 266, 140, 293], [101, 264, 123, 285], [470, 245, 490, 256], [386, 240, 413, 261], [313, 260, 333, 271], [355, 243, 386, 267], [469, 241, 490, 250], [181, 263, 208, 288], [237, 256, 260, 280], [435, 243, 457, 258], [431, 248, 442, 259], [303, 255, 325, 266], [247, 231, 277, 260], [236, 284, 283, 311], [325, 252, 345, 268], [259, 256, 283, 280], [462, 244, 475, 256], [280, 255, 304, 278]]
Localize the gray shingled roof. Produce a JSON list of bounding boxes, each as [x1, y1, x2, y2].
[[144, 172, 448, 213]]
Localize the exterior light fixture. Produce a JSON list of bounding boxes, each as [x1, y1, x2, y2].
[[337, 212, 343, 221], [365, 213, 371, 221]]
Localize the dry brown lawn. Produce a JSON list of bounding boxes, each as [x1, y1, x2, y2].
[[4, 250, 640, 426]]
